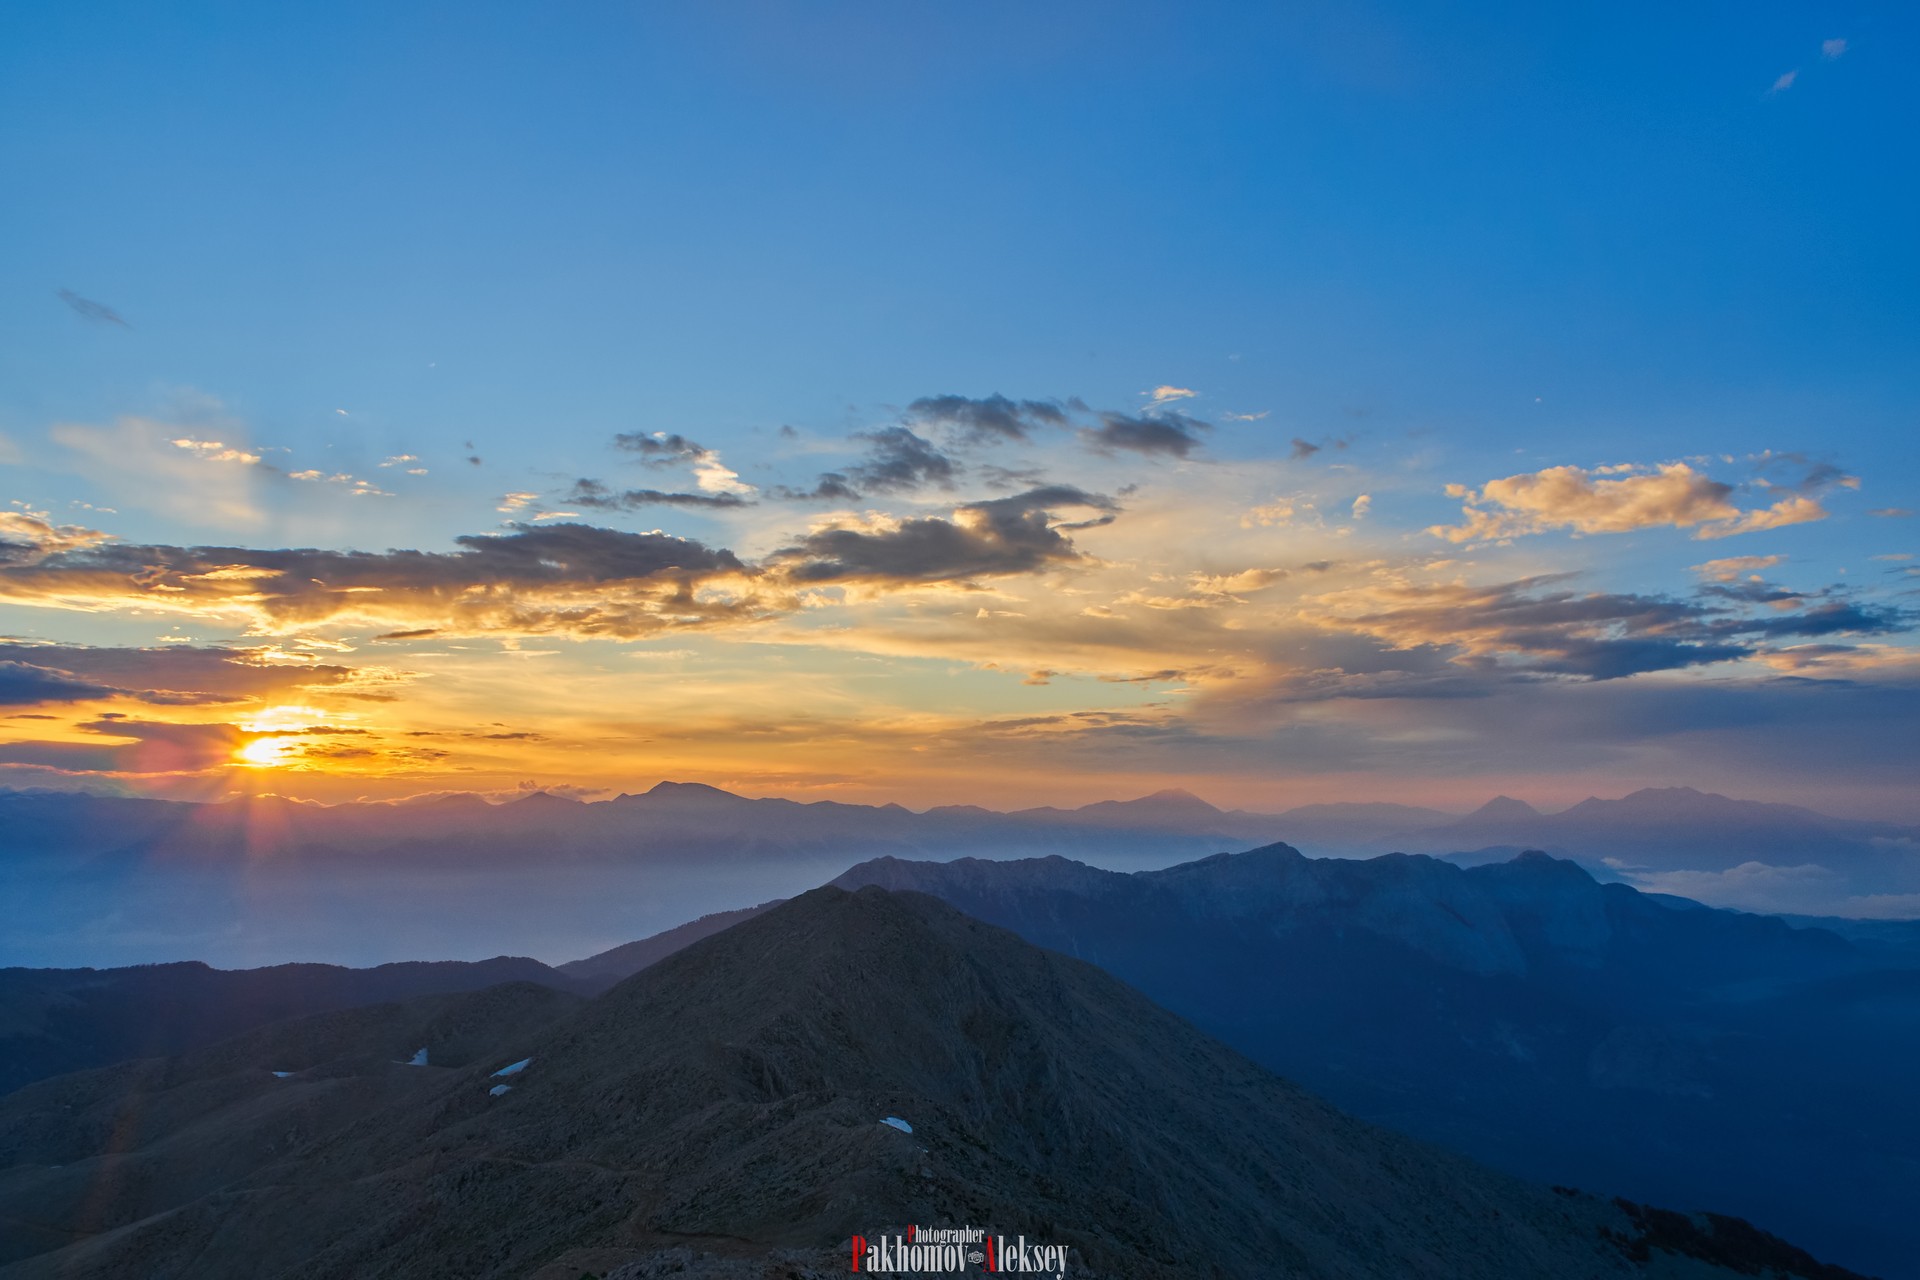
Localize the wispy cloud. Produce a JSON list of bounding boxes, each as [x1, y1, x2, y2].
[[1142, 385, 1197, 406], [56, 289, 128, 327], [1822, 38, 1847, 60], [1768, 69, 1798, 94]]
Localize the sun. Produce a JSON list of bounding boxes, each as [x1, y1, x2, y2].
[[236, 737, 297, 768]]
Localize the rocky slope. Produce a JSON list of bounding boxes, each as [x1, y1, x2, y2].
[[0, 888, 1873, 1279], [833, 847, 1916, 1277]]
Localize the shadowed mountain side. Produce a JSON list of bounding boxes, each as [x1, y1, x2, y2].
[[0, 955, 582, 1096], [0, 888, 1870, 1280], [557, 902, 780, 991], [0, 981, 581, 1267], [833, 848, 1918, 1278]]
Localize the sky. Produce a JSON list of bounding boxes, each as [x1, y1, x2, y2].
[[1, 0, 1916, 818]]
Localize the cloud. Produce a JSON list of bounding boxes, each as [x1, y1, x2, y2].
[[566, 479, 753, 511], [614, 432, 710, 465], [907, 394, 1067, 443], [612, 431, 754, 496], [1241, 499, 1298, 528], [769, 486, 1117, 586], [767, 427, 957, 502], [56, 289, 128, 327], [1301, 576, 1750, 681], [1222, 411, 1269, 422], [52, 416, 270, 529], [1351, 494, 1372, 519], [1769, 69, 1798, 94], [0, 642, 361, 708], [1429, 462, 1831, 543], [0, 508, 115, 560], [1822, 38, 1847, 60], [172, 438, 262, 465], [1690, 555, 1783, 582], [0, 718, 247, 775], [1298, 568, 1908, 685], [0, 661, 118, 706], [1289, 438, 1322, 460], [843, 427, 957, 494], [1143, 386, 1197, 406], [288, 470, 392, 498], [1081, 411, 1206, 458], [1868, 508, 1912, 519], [0, 523, 760, 640], [770, 474, 864, 503]]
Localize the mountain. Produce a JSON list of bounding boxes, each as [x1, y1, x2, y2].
[[1397, 786, 1920, 881], [0, 954, 579, 1095], [833, 847, 1917, 1277], [0, 887, 1871, 1280], [6, 782, 1915, 969], [555, 902, 779, 991]]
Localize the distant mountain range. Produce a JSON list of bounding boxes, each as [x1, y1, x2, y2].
[[5, 781, 1916, 966], [834, 847, 1920, 1278], [0, 887, 1874, 1280]]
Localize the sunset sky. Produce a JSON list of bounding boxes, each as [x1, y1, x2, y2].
[[2, 2, 1915, 817]]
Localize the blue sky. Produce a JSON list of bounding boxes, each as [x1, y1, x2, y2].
[[0, 1, 1914, 822]]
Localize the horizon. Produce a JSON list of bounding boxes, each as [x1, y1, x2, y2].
[[1, 775, 1899, 825]]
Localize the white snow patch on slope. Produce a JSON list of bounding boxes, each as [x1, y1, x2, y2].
[[881, 1116, 913, 1134], [492, 1057, 532, 1077]]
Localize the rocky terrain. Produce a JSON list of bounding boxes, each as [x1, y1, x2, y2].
[[0, 887, 1875, 1279], [834, 847, 1920, 1277]]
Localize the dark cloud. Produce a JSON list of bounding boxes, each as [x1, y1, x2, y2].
[[57, 289, 128, 327], [1752, 451, 1859, 496], [1081, 412, 1206, 458], [0, 524, 755, 639], [613, 432, 711, 466], [771, 473, 863, 502], [771, 486, 1118, 586], [1305, 572, 1911, 686], [0, 643, 358, 706], [567, 479, 753, 511], [844, 427, 956, 494], [907, 394, 1068, 443], [0, 661, 116, 706], [769, 428, 956, 502], [1289, 438, 1322, 460], [1738, 600, 1906, 639]]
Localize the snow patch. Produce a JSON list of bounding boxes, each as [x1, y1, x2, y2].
[[271, 1071, 295, 1079], [489, 1084, 511, 1097], [881, 1116, 913, 1134], [404, 1048, 428, 1066], [492, 1057, 532, 1078]]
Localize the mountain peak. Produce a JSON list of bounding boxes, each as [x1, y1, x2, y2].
[[1469, 795, 1541, 820], [638, 780, 746, 802]]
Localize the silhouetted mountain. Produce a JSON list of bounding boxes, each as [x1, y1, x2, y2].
[[1399, 786, 1919, 878], [833, 847, 1917, 1277], [0, 954, 580, 1095], [0, 888, 1871, 1280], [555, 902, 779, 991], [6, 782, 1915, 968]]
